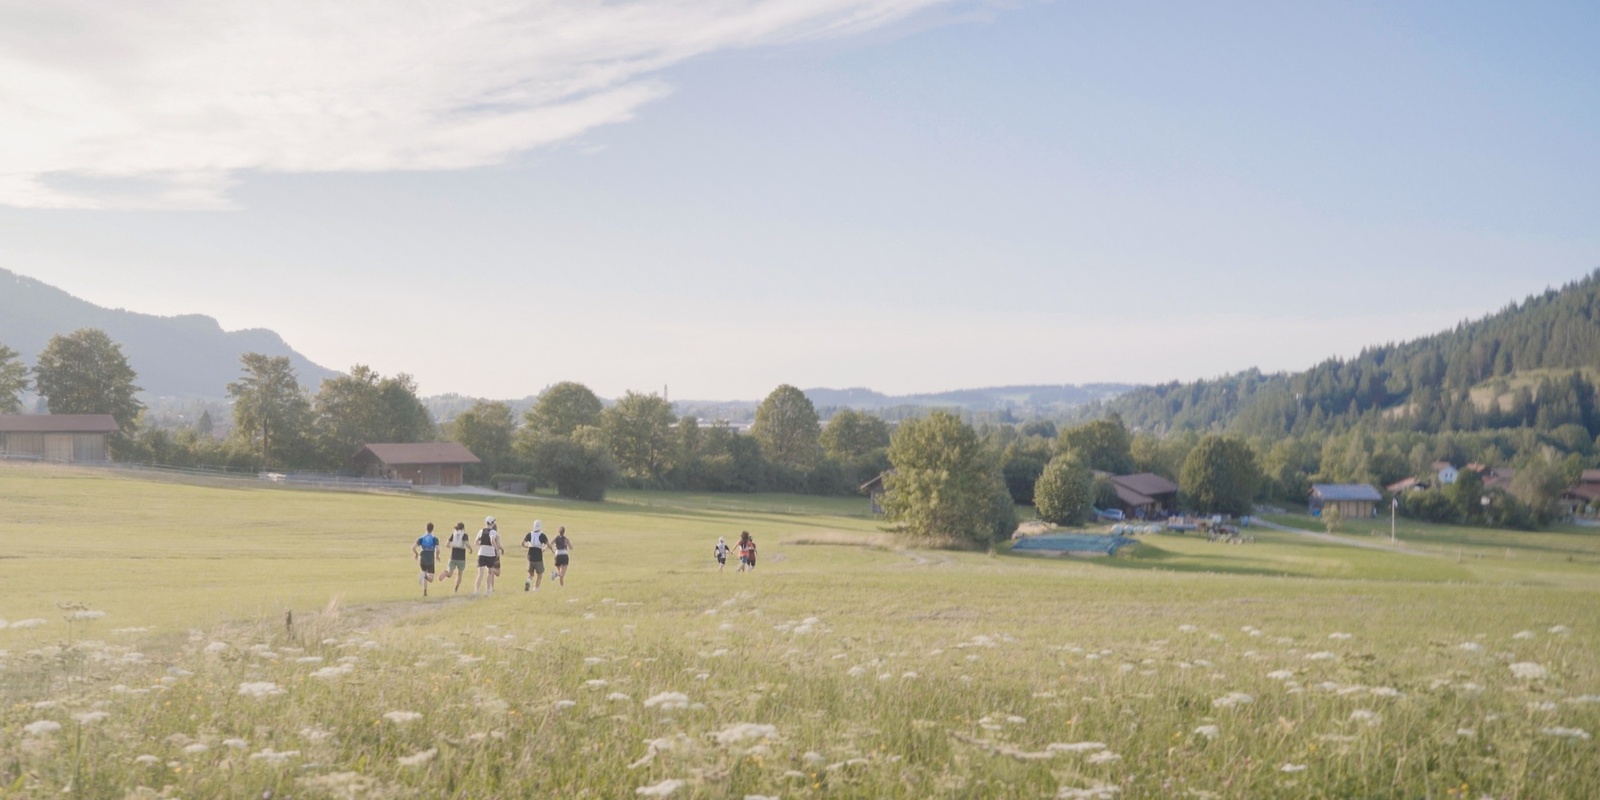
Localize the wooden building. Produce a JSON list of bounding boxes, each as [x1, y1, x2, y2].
[[860, 472, 891, 516], [0, 414, 120, 462], [352, 443, 480, 487], [1107, 473, 1180, 517], [1309, 483, 1383, 519]]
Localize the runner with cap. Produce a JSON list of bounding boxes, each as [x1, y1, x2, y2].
[[473, 516, 503, 595], [523, 520, 550, 591]]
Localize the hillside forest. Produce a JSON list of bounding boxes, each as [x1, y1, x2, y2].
[[8, 271, 1600, 535]]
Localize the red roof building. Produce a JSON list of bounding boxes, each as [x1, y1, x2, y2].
[[352, 442, 480, 487], [0, 414, 120, 463]]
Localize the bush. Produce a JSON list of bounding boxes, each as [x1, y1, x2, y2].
[[1034, 455, 1093, 526], [528, 437, 616, 501], [1398, 489, 1459, 524]]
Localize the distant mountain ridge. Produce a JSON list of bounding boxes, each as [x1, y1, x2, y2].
[[803, 384, 1135, 412], [0, 268, 338, 398]]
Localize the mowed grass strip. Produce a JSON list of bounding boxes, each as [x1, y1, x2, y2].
[[2, 463, 1598, 798]]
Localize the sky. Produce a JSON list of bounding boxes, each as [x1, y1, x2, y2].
[[2, 0, 1597, 400]]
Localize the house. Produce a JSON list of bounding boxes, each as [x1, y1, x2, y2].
[[1107, 473, 1180, 518], [1559, 469, 1600, 518], [1309, 483, 1383, 519], [1385, 476, 1428, 494], [1480, 467, 1516, 493], [1433, 461, 1459, 485], [0, 414, 120, 463], [860, 472, 890, 515], [352, 443, 480, 487]]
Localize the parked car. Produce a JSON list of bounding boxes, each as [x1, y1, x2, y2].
[[1096, 508, 1125, 521]]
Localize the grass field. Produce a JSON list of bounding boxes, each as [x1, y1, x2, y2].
[[3, 463, 1599, 798]]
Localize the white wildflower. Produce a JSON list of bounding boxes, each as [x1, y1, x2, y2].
[[1178, 625, 1198, 633], [248, 748, 300, 765], [383, 711, 423, 724], [554, 700, 577, 710], [237, 681, 284, 698], [1328, 632, 1353, 640], [134, 754, 161, 765], [1457, 642, 1484, 652], [1540, 727, 1591, 740], [1549, 625, 1571, 635], [295, 656, 323, 664], [399, 748, 437, 767], [636, 778, 686, 797], [183, 743, 210, 755], [1280, 763, 1307, 773], [9, 618, 47, 629], [714, 723, 779, 746], [1305, 651, 1337, 661], [1194, 725, 1219, 740], [1370, 687, 1403, 698], [1568, 695, 1600, 705], [1456, 728, 1476, 738], [32, 700, 57, 709], [1267, 670, 1295, 680], [224, 738, 248, 749], [311, 664, 353, 680], [1349, 709, 1381, 726], [1510, 662, 1549, 680], [23, 720, 61, 736], [1211, 692, 1254, 709], [584, 657, 607, 665], [1529, 701, 1558, 712], [607, 692, 632, 702], [300, 726, 333, 742], [1086, 750, 1121, 765], [1058, 784, 1121, 800], [643, 692, 691, 711], [1047, 741, 1107, 753], [73, 711, 109, 725], [1513, 630, 1535, 640], [846, 665, 867, 677], [585, 679, 608, 687]]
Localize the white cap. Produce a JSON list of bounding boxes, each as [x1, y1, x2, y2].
[[532, 520, 543, 533], [485, 516, 495, 525]]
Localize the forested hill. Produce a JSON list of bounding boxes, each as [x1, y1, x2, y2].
[[0, 268, 338, 398], [1078, 270, 1600, 438]]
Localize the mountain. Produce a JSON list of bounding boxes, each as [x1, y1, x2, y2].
[[1078, 270, 1600, 438], [804, 384, 1135, 413], [0, 268, 338, 398]]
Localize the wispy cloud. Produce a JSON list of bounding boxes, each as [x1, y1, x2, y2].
[[0, 0, 957, 209]]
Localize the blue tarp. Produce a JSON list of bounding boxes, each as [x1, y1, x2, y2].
[[1011, 534, 1138, 555]]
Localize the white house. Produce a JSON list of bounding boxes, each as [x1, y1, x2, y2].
[[1433, 461, 1458, 486]]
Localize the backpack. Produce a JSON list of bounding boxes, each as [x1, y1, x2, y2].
[[478, 528, 493, 547]]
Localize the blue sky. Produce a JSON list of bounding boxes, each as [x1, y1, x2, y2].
[[1, 1, 1596, 399]]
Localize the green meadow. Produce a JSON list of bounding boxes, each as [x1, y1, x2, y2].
[[2, 463, 1598, 798]]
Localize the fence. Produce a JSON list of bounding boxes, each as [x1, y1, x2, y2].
[[0, 453, 413, 493]]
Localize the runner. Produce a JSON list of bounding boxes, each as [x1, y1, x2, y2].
[[439, 522, 470, 594], [737, 530, 756, 573], [552, 526, 572, 587], [413, 522, 440, 596], [523, 520, 550, 592], [714, 536, 730, 572], [474, 516, 503, 595]]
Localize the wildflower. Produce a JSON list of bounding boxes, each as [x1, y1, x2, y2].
[[1178, 625, 1198, 633], [1540, 727, 1591, 740], [643, 692, 690, 710], [398, 748, 437, 766], [135, 754, 161, 765], [1328, 632, 1353, 640], [607, 692, 632, 702], [237, 682, 284, 698], [584, 656, 607, 665], [249, 748, 300, 765], [1349, 709, 1381, 726], [301, 727, 334, 742], [1529, 701, 1558, 712], [73, 711, 109, 725], [1510, 662, 1549, 680], [1549, 625, 1572, 635], [1568, 695, 1600, 705], [1267, 670, 1295, 680], [1211, 692, 1254, 709], [554, 700, 577, 710], [23, 720, 61, 736], [1194, 724, 1220, 739], [1305, 652, 1337, 661], [1456, 728, 1476, 738], [295, 656, 323, 664], [223, 738, 248, 749], [9, 618, 47, 629], [1457, 642, 1484, 652], [847, 665, 867, 677], [183, 743, 209, 755], [1513, 630, 1534, 640], [1047, 741, 1107, 753], [1086, 750, 1121, 764], [384, 711, 423, 724], [311, 664, 354, 680], [715, 723, 779, 746], [636, 778, 686, 797], [1280, 763, 1307, 773]]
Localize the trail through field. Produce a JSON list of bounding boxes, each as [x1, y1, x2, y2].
[[1252, 517, 1427, 555]]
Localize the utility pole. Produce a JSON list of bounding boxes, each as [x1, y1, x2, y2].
[[1390, 496, 1397, 543]]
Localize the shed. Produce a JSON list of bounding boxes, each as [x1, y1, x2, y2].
[[860, 471, 892, 516], [0, 414, 120, 462], [1107, 473, 1179, 517], [1309, 484, 1382, 519], [352, 443, 480, 487]]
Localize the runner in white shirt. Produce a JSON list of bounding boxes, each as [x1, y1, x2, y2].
[[473, 516, 503, 595]]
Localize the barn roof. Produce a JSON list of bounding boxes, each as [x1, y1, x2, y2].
[[1310, 483, 1383, 502], [355, 442, 480, 465], [0, 414, 120, 434], [1109, 473, 1179, 497]]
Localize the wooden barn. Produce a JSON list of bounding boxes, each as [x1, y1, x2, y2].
[[352, 443, 480, 487], [1309, 483, 1383, 519], [1107, 473, 1180, 517], [0, 414, 120, 463]]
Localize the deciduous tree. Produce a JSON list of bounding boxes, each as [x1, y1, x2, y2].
[[450, 400, 516, 481], [33, 328, 143, 430], [1179, 435, 1262, 515], [525, 381, 604, 438], [820, 409, 890, 460], [1034, 454, 1093, 526], [227, 353, 311, 469], [752, 384, 822, 472], [601, 391, 676, 482], [1058, 414, 1134, 474], [0, 341, 27, 413], [883, 411, 1014, 546], [312, 365, 435, 466]]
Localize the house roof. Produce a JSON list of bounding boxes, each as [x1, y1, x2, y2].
[[354, 442, 480, 465], [1109, 473, 1179, 498], [1581, 469, 1600, 484], [1432, 461, 1456, 472], [1482, 468, 1515, 490], [1385, 477, 1423, 493], [1310, 483, 1383, 502], [0, 414, 120, 434], [1565, 483, 1600, 502], [1111, 483, 1156, 508]]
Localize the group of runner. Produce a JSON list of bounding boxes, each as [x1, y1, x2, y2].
[[411, 516, 571, 597], [412, 518, 756, 598]]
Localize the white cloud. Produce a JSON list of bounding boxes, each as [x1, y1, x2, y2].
[[0, 0, 956, 209]]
